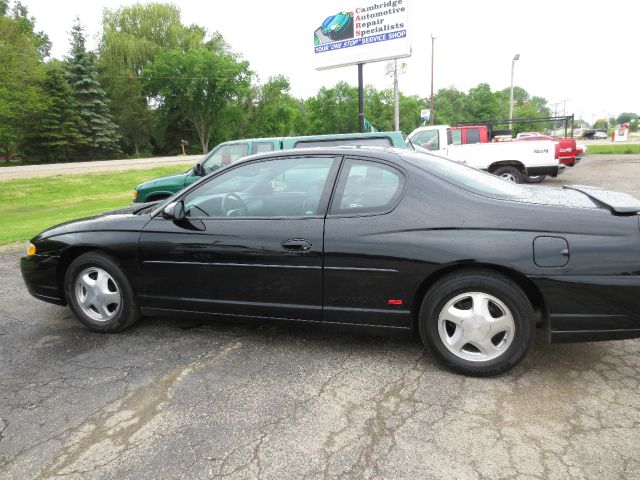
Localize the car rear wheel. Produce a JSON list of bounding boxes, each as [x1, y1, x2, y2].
[[64, 252, 140, 332], [494, 166, 524, 184], [419, 269, 535, 376]]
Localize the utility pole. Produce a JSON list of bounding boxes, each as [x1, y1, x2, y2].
[[509, 53, 520, 130], [429, 35, 436, 125], [393, 60, 399, 131], [386, 60, 407, 131]]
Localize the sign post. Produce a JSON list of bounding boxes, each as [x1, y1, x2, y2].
[[358, 64, 365, 133], [313, 1, 411, 131]]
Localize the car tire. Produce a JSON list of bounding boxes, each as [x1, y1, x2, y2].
[[64, 252, 141, 333], [524, 175, 546, 184], [418, 269, 535, 376], [494, 166, 524, 183]]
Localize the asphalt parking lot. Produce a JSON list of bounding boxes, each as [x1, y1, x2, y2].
[[1, 155, 639, 479]]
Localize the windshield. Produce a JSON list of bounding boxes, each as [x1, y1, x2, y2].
[[201, 143, 250, 171], [401, 150, 528, 199]]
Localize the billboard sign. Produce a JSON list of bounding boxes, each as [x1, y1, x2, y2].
[[313, 0, 411, 70]]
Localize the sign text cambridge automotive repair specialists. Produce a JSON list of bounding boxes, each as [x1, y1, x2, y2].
[[313, 1, 411, 70]]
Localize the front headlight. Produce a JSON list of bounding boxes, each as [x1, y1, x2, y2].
[[27, 242, 36, 256]]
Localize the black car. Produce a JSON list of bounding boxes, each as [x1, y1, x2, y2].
[[21, 147, 640, 376]]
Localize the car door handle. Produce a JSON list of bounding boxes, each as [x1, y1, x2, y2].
[[281, 239, 312, 252]]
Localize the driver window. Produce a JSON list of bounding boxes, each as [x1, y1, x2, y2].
[[182, 156, 335, 218]]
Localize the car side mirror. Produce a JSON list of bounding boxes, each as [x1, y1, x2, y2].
[[192, 163, 205, 177], [162, 201, 186, 221]]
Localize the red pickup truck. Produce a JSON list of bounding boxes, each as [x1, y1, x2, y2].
[[513, 132, 581, 166], [449, 126, 581, 183]]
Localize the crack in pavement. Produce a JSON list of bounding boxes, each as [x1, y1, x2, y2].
[[31, 338, 244, 479]]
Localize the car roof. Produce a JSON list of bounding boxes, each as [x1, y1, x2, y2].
[[233, 145, 408, 165], [219, 132, 403, 146]]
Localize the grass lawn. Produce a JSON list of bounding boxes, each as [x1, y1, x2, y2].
[[1, 164, 192, 245], [587, 144, 640, 154]]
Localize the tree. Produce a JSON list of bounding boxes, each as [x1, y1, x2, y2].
[[103, 75, 154, 156], [243, 75, 304, 138], [466, 83, 501, 121], [616, 112, 638, 125], [0, 10, 46, 160], [9, 1, 50, 59], [145, 48, 251, 153], [433, 87, 468, 125], [305, 82, 360, 134], [21, 61, 84, 161], [100, 3, 205, 74], [99, 3, 227, 155], [398, 94, 425, 133], [67, 19, 120, 158]]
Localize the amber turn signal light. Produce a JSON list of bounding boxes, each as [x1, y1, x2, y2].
[[27, 243, 36, 256], [133, 190, 138, 200]]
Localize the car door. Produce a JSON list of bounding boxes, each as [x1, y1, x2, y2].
[[138, 154, 340, 321], [323, 156, 411, 328]]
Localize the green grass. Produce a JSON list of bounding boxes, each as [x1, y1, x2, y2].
[[0, 164, 192, 245], [587, 144, 640, 154]]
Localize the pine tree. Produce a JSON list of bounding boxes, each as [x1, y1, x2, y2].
[[22, 61, 84, 161], [66, 19, 120, 159]]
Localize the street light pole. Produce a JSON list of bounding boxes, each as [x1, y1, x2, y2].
[[509, 53, 520, 130], [429, 35, 436, 125]]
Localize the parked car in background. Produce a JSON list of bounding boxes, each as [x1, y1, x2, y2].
[[409, 125, 562, 183], [133, 132, 411, 203], [21, 147, 640, 376], [514, 132, 581, 167], [513, 132, 582, 183]]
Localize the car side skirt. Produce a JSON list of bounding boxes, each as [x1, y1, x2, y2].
[[140, 306, 414, 337], [550, 328, 640, 343]]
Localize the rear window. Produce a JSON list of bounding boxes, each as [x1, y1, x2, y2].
[[466, 129, 481, 144], [401, 150, 527, 199], [293, 137, 392, 148]]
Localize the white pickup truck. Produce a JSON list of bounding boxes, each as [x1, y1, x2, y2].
[[409, 125, 562, 183]]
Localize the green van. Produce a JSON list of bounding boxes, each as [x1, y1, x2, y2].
[[133, 132, 412, 203]]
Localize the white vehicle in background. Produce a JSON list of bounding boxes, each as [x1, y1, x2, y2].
[[409, 125, 562, 183]]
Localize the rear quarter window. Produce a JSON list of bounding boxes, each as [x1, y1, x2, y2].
[[330, 159, 405, 215]]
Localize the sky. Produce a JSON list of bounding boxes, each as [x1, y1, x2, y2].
[[22, 0, 640, 124]]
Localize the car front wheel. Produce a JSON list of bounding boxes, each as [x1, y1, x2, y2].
[[419, 269, 535, 376], [64, 252, 141, 332]]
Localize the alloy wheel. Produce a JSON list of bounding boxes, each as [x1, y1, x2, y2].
[[74, 267, 122, 322], [437, 292, 515, 362]]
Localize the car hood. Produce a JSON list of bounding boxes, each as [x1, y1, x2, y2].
[[136, 170, 189, 189], [33, 202, 160, 242]]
